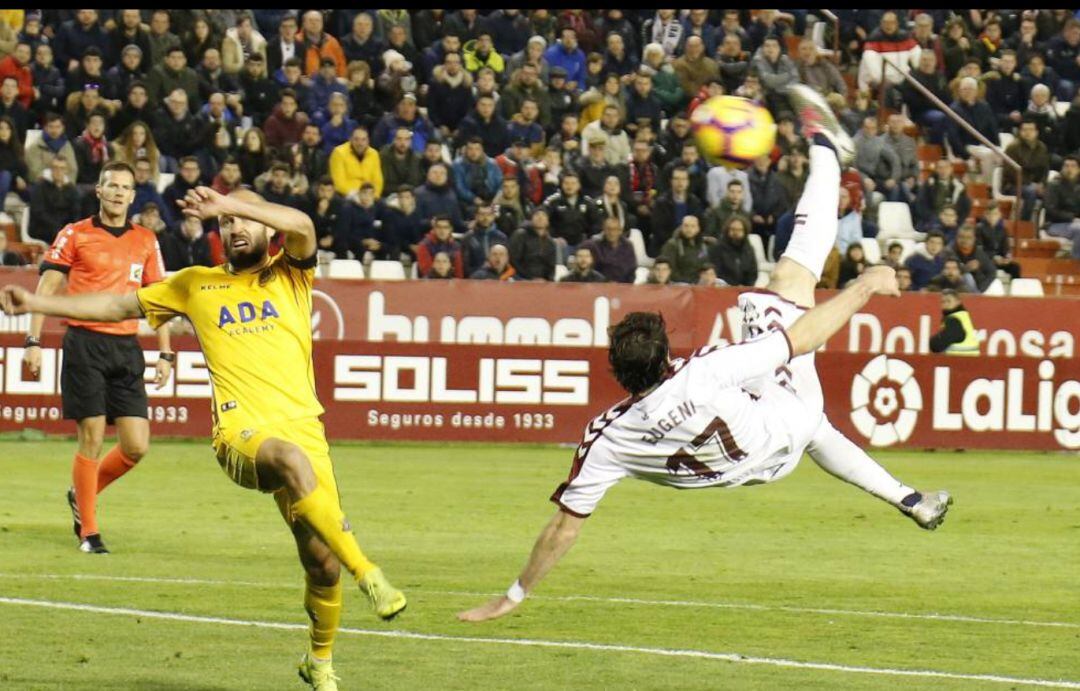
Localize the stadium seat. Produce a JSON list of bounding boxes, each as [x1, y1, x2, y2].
[[876, 202, 923, 241], [754, 270, 770, 287], [1054, 100, 1070, 118], [983, 277, 1006, 296], [628, 227, 653, 267], [156, 173, 174, 194], [991, 166, 1017, 204], [633, 266, 649, 285], [859, 237, 881, 264], [368, 260, 406, 280], [810, 20, 836, 59], [554, 264, 569, 282], [998, 132, 1015, 150], [23, 129, 42, 154], [327, 259, 365, 279], [747, 233, 769, 269], [409, 261, 419, 279], [18, 205, 46, 248], [1009, 278, 1045, 296]]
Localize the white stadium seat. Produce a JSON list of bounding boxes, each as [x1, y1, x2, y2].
[[747, 233, 766, 265], [859, 238, 881, 264], [327, 259, 365, 279], [23, 129, 42, 154], [876, 202, 923, 241], [991, 165, 1017, 203], [982, 278, 1006, 296], [156, 172, 175, 194], [1009, 278, 1044, 296], [634, 266, 649, 285], [368, 260, 406, 280], [628, 227, 652, 267], [554, 264, 569, 282], [754, 270, 770, 287]]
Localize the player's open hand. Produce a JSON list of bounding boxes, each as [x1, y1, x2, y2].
[[177, 186, 232, 221], [0, 285, 32, 315], [456, 596, 520, 623], [858, 266, 900, 297]]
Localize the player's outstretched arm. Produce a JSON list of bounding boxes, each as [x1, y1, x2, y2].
[[0, 285, 142, 322], [787, 266, 900, 357], [457, 509, 585, 623], [178, 186, 316, 260]]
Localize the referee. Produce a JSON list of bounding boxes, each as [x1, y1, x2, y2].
[[25, 160, 174, 554]]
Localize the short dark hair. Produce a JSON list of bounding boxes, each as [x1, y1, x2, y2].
[[608, 312, 670, 395], [727, 180, 743, 189], [279, 88, 298, 103], [167, 46, 184, 57], [98, 160, 135, 185], [1064, 154, 1080, 167], [432, 214, 452, 226], [270, 162, 290, 174], [888, 241, 903, 252], [283, 57, 301, 69], [222, 156, 240, 168], [927, 230, 946, 243]]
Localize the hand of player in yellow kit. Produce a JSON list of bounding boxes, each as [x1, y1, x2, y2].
[[177, 186, 234, 221], [457, 595, 520, 623], [0, 285, 33, 315]]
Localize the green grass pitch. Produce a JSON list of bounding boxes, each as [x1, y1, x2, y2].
[[1, 440, 1078, 690]]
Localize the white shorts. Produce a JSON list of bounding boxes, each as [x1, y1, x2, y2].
[[737, 289, 824, 417]]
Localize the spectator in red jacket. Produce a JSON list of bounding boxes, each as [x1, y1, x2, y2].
[[263, 88, 309, 151], [416, 214, 465, 278], [0, 42, 35, 109]]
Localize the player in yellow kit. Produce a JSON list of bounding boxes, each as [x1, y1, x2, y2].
[[0, 186, 404, 691]]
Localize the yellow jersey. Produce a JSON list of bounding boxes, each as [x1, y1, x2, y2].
[[136, 252, 324, 430]]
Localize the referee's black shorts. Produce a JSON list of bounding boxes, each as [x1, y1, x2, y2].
[[61, 326, 148, 423]]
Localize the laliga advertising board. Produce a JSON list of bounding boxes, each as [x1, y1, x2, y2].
[[0, 271, 1077, 451]]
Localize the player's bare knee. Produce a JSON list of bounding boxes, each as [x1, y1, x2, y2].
[[307, 554, 340, 586], [120, 439, 148, 462], [77, 428, 106, 458]]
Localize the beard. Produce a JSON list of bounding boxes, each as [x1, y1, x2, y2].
[[226, 235, 269, 270]]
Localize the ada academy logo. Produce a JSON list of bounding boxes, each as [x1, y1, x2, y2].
[[850, 355, 923, 447]]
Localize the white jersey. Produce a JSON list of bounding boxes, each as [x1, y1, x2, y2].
[[553, 310, 825, 518]]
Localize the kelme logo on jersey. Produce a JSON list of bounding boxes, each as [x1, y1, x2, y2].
[[850, 355, 922, 447], [218, 300, 281, 328]]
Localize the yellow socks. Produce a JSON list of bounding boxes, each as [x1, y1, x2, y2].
[[291, 486, 376, 580], [304, 576, 343, 660]]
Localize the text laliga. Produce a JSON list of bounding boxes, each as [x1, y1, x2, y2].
[[333, 356, 590, 405], [932, 360, 1080, 448]]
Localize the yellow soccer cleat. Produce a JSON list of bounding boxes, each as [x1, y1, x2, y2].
[[358, 567, 407, 620], [298, 652, 340, 691]]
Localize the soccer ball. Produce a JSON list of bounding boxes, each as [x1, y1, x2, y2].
[[690, 96, 776, 168]]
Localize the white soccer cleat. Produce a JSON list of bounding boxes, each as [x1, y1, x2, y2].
[[903, 490, 953, 531], [786, 84, 856, 168]]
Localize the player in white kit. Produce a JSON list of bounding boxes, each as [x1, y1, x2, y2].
[[458, 85, 952, 623]]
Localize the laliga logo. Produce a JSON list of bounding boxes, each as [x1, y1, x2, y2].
[[850, 355, 922, 447]]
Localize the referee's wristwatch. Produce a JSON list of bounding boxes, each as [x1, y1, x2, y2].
[[159, 352, 176, 363], [24, 336, 41, 348]]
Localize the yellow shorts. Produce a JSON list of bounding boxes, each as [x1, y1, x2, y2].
[[212, 416, 341, 523]]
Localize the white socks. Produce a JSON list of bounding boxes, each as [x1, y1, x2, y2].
[[780, 145, 841, 281], [807, 419, 914, 506]]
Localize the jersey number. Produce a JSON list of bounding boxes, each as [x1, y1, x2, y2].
[[665, 416, 747, 480]]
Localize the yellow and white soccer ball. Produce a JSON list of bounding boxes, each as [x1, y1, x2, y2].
[[690, 95, 777, 168]]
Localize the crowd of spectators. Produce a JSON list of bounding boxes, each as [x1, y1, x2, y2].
[[1, 9, 1078, 291]]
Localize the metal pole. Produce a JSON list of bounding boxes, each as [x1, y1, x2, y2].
[[819, 9, 841, 65]]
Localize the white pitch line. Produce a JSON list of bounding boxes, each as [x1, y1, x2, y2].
[[1, 596, 1078, 689], [2, 572, 1079, 631]]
